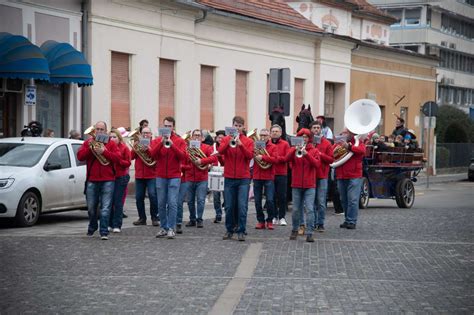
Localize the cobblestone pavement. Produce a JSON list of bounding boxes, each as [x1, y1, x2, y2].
[[0, 181, 473, 314]]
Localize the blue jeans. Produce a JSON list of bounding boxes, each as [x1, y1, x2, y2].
[[274, 175, 288, 219], [86, 180, 115, 236], [291, 188, 315, 235], [213, 191, 223, 218], [110, 174, 130, 229], [224, 178, 250, 234], [186, 181, 208, 222], [337, 178, 363, 225], [177, 181, 190, 225], [254, 179, 275, 223], [157, 177, 181, 230], [314, 178, 328, 226], [135, 178, 158, 222]]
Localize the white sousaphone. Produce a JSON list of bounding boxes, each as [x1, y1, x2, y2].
[[330, 99, 381, 168]]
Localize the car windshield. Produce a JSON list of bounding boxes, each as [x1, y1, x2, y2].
[[0, 143, 49, 167]]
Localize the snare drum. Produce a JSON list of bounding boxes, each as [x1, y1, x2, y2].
[[208, 166, 224, 191]]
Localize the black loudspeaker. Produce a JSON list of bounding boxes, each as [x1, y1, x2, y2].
[[269, 92, 290, 116], [269, 68, 291, 92]]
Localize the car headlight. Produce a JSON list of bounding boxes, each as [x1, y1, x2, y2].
[[0, 178, 15, 189]]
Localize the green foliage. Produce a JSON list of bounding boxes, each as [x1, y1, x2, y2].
[[436, 146, 450, 168], [435, 105, 474, 143]]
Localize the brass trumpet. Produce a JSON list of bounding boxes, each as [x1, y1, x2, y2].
[[296, 144, 306, 158], [129, 130, 156, 167], [84, 126, 110, 166]]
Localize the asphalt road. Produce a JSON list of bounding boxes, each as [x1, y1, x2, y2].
[[0, 180, 473, 314]]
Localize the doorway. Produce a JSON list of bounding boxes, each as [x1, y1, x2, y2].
[[0, 92, 18, 138]]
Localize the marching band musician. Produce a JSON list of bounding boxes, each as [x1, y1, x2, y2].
[[132, 127, 159, 227], [150, 117, 187, 239], [334, 128, 366, 230], [219, 116, 254, 241], [176, 154, 191, 235], [269, 124, 290, 226], [77, 121, 121, 240], [108, 128, 131, 233], [309, 121, 334, 232], [253, 128, 278, 230], [183, 129, 218, 228], [284, 128, 321, 243], [211, 130, 225, 223]]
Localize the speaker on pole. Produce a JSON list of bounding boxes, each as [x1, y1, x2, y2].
[[269, 68, 291, 116]]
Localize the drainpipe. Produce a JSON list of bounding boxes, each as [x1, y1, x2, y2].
[[81, 0, 90, 133]]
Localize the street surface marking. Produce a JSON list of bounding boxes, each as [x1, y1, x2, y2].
[[209, 242, 263, 315]]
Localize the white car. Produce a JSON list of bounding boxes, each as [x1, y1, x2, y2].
[[0, 137, 87, 226]]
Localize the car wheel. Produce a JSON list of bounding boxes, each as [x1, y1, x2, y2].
[[16, 191, 41, 227], [395, 178, 415, 209], [359, 177, 370, 209]]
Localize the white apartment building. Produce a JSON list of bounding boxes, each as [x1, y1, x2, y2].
[[369, 0, 474, 117]]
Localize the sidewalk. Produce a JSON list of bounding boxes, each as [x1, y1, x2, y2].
[[414, 172, 467, 186]]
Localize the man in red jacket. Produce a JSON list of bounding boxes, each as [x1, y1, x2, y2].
[[334, 128, 366, 229], [150, 117, 187, 239], [219, 116, 254, 241], [284, 128, 320, 243], [269, 124, 290, 226], [131, 127, 159, 227], [77, 121, 120, 240], [310, 121, 334, 232], [183, 129, 217, 228]]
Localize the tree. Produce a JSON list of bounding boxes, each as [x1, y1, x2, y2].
[[435, 105, 474, 143]]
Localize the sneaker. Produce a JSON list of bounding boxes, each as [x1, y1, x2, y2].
[[185, 221, 196, 227], [222, 232, 233, 240], [112, 228, 121, 233], [196, 221, 204, 228], [298, 225, 306, 236], [266, 222, 274, 230], [316, 225, 325, 233], [255, 222, 266, 229], [346, 223, 356, 229], [86, 231, 94, 237], [306, 234, 315, 243], [289, 230, 298, 240], [101, 235, 108, 240], [152, 220, 160, 227], [156, 229, 167, 238], [213, 216, 222, 223], [108, 226, 112, 232], [335, 211, 344, 216], [272, 218, 279, 225], [176, 224, 183, 234], [133, 219, 146, 226], [122, 212, 128, 219], [167, 229, 176, 239], [238, 233, 245, 241], [279, 218, 287, 226], [340, 222, 349, 228]]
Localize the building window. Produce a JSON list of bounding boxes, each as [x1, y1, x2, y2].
[[387, 9, 402, 26], [111, 52, 130, 129], [159, 58, 176, 126], [400, 107, 408, 123], [324, 82, 335, 117], [200, 65, 215, 131], [404, 8, 421, 26], [36, 82, 64, 137], [404, 45, 419, 53], [376, 105, 385, 135], [235, 70, 248, 125]]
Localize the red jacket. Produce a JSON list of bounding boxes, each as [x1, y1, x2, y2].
[[211, 142, 225, 166], [284, 144, 320, 188], [253, 141, 277, 180], [314, 137, 334, 179], [115, 143, 131, 177], [77, 138, 121, 182], [334, 140, 366, 179], [149, 132, 187, 179], [131, 144, 157, 179], [271, 138, 289, 176], [184, 143, 218, 182], [218, 134, 253, 179]]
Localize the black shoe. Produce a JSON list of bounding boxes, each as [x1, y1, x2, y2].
[[223, 232, 233, 240], [122, 213, 128, 219], [340, 222, 349, 228], [176, 224, 183, 234], [289, 230, 298, 240], [86, 231, 94, 237], [185, 221, 196, 227], [152, 220, 160, 227], [196, 221, 204, 228], [238, 233, 245, 241], [306, 234, 315, 242], [133, 219, 146, 226], [213, 216, 222, 223], [346, 223, 356, 229], [317, 225, 325, 233]]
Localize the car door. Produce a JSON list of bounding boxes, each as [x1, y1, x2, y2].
[[42, 144, 74, 210], [70, 143, 87, 206]]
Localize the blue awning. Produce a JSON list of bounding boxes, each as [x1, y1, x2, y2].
[[40, 40, 93, 86], [0, 32, 50, 80]]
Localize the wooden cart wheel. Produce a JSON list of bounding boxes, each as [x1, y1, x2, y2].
[[395, 178, 415, 208], [359, 177, 370, 209]]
